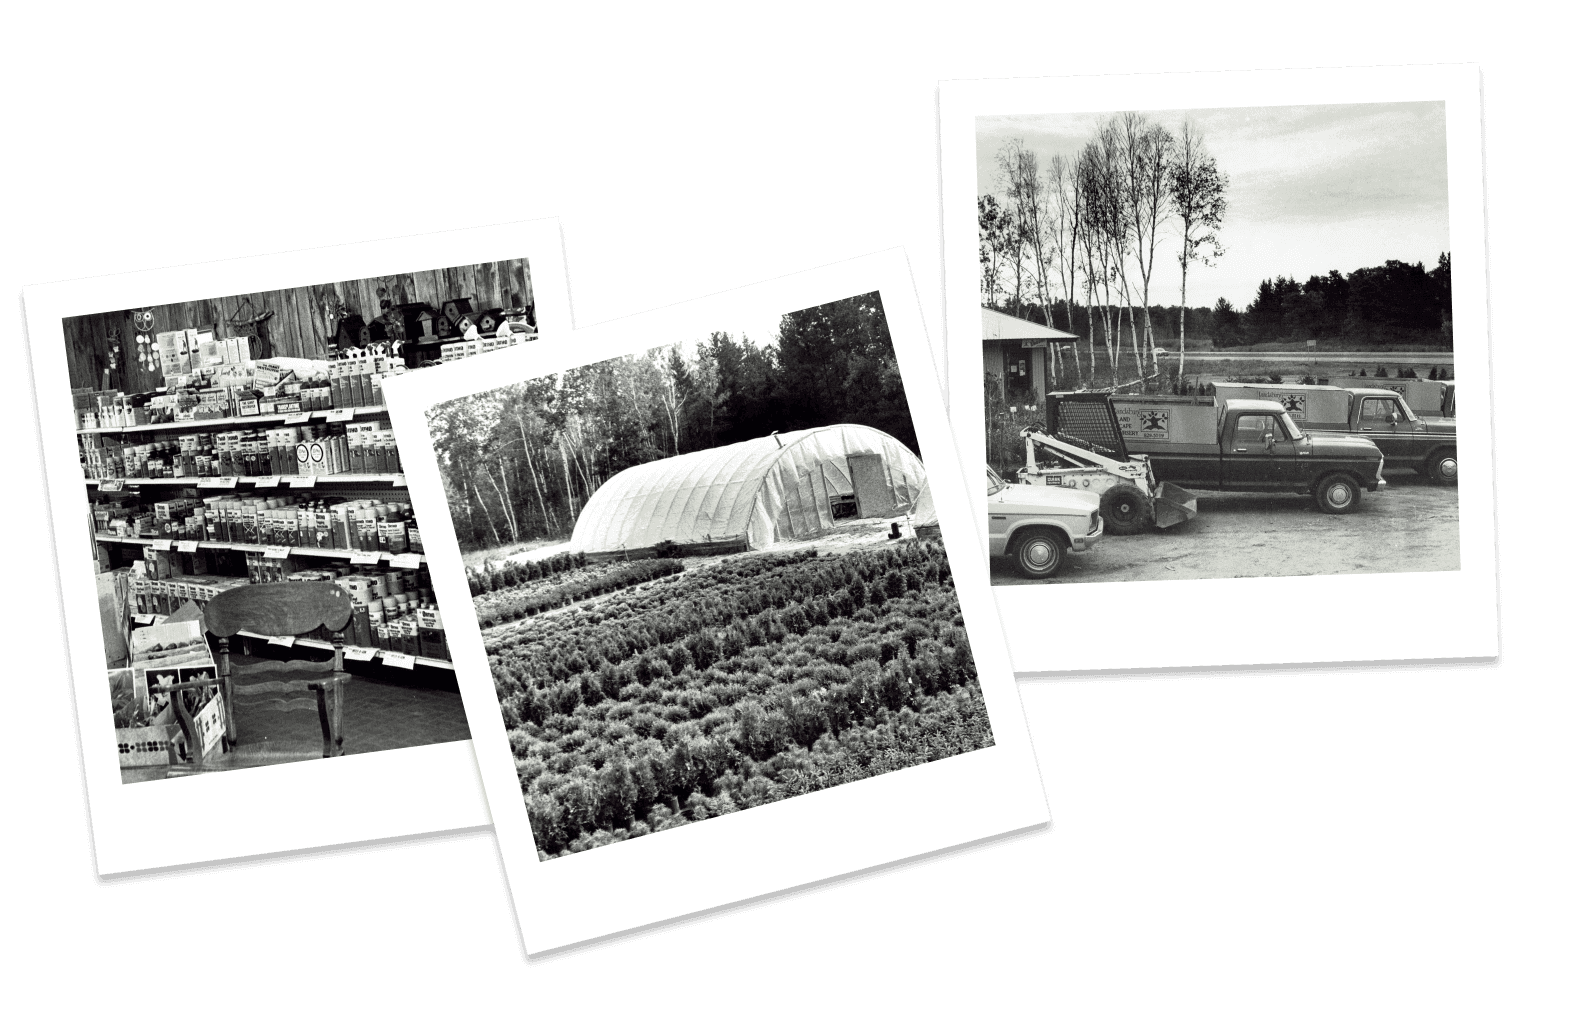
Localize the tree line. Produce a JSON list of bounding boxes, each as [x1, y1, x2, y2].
[[425, 292, 918, 551], [990, 252, 1453, 357]]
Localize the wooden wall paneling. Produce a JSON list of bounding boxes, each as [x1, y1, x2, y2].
[[436, 265, 467, 310]]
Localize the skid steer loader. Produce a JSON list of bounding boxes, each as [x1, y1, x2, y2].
[[1015, 392, 1198, 536]]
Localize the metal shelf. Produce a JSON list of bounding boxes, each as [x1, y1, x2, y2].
[[87, 474, 407, 488], [94, 533, 424, 565], [77, 404, 390, 436]]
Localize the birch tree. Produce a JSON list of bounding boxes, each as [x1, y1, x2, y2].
[[1121, 113, 1176, 378], [1170, 119, 1229, 376]]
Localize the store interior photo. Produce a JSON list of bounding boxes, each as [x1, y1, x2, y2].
[[69, 259, 537, 780]]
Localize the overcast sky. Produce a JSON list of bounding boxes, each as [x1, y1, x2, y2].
[[975, 100, 1450, 310]]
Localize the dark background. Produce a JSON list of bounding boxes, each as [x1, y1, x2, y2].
[[3, 6, 1566, 1010]]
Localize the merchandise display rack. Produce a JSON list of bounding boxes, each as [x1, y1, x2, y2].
[[87, 393, 452, 671]]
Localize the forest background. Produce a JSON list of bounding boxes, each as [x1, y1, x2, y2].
[[426, 292, 916, 552]]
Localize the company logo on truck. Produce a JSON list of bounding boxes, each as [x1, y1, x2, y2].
[[1117, 409, 1170, 441]]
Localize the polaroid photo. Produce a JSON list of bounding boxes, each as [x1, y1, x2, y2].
[[939, 64, 1497, 673], [24, 218, 572, 874], [383, 250, 1049, 954]]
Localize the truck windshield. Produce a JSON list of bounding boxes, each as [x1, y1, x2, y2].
[[1279, 414, 1303, 441], [986, 468, 1005, 495]]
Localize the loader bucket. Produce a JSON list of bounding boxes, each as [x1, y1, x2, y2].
[[1153, 482, 1198, 529]]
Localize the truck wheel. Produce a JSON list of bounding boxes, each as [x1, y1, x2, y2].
[[1314, 473, 1361, 514], [1425, 448, 1457, 484], [1100, 484, 1154, 536], [1012, 529, 1067, 579]]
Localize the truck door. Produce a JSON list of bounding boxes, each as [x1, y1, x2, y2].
[[1222, 413, 1298, 489], [986, 467, 1011, 555], [1354, 394, 1417, 467]]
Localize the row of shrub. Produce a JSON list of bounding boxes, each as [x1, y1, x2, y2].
[[476, 558, 687, 628], [482, 540, 992, 858], [467, 550, 588, 596]]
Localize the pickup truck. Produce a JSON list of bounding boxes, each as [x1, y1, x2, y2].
[[986, 465, 1103, 578], [1213, 383, 1458, 483], [1093, 395, 1387, 514]]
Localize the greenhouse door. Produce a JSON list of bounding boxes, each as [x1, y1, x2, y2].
[[847, 453, 892, 518]]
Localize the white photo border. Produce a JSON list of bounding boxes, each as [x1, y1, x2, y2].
[[23, 218, 573, 874], [383, 249, 1050, 955], [939, 64, 1498, 673]]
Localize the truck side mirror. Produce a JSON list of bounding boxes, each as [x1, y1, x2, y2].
[[1384, 413, 1398, 424]]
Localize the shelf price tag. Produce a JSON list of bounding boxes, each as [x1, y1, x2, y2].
[[289, 476, 318, 488], [175, 540, 200, 553], [389, 553, 423, 569], [392, 475, 407, 487], [149, 538, 174, 551], [381, 652, 415, 670], [254, 476, 281, 488], [324, 408, 355, 422], [131, 613, 158, 625], [349, 551, 381, 565], [97, 479, 125, 492], [283, 413, 312, 424], [342, 646, 377, 662], [267, 635, 296, 648], [263, 546, 292, 560], [198, 476, 238, 489]]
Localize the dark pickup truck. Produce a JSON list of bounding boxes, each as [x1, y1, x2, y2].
[[1213, 383, 1458, 484], [1059, 393, 1388, 514]]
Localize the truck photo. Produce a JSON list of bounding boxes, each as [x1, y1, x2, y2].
[[1049, 392, 1387, 516], [1209, 382, 1458, 483]]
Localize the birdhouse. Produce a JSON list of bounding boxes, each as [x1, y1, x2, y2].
[[442, 298, 474, 325], [474, 307, 505, 333], [358, 320, 389, 346], [334, 313, 367, 350]]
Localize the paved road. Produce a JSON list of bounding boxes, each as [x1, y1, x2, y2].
[[1177, 351, 1454, 365], [991, 474, 1460, 585]]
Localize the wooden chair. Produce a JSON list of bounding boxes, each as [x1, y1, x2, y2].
[[201, 582, 356, 759]]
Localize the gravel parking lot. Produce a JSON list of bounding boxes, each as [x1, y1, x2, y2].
[[991, 474, 1460, 585]]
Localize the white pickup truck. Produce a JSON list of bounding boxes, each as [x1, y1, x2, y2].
[[987, 465, 1103, 578]]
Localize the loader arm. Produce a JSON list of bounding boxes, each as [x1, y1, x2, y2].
[[1020, 426, 1136, 477]]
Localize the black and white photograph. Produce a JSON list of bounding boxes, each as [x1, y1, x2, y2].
[[975, 100, 1460, 585], [384, 253, 1047, 953], [23, 220, 567, 872], [424, 291, 991, 858]]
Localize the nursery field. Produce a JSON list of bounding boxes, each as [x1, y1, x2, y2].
[[482, 540, 993, 859]]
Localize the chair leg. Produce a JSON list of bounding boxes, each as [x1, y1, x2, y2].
[[329, 679, 345, 757], [218, 638, 238, 749], [311, 684, 333, 758]]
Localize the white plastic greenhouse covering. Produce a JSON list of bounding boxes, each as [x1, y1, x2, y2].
[[570, 423, 930, 553]]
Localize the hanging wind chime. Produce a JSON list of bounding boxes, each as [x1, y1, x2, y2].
[[129, 307, 156, 375]]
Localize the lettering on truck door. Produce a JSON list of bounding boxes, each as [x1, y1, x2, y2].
[[1223, 413, 1298, 489]]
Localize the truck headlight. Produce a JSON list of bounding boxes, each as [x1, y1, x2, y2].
[[1090, 510, 1100, 533]]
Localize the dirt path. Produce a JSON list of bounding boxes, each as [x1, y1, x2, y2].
[[992, 475, 1460, 586]]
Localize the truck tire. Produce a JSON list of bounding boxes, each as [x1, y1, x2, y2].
[[1425, 448, 1458, 485], [1012, 529, 1067, 579], [1314, 473, 1362, 514], [1100, 484, 1154, 536]]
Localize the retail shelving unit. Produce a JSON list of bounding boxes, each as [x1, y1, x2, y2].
[[85, 401, 451, 670]]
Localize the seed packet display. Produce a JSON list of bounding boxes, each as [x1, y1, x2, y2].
[[24, 219, 573, 874], [384, 250, 1049, 954], [937, 64, 1498, 672]]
